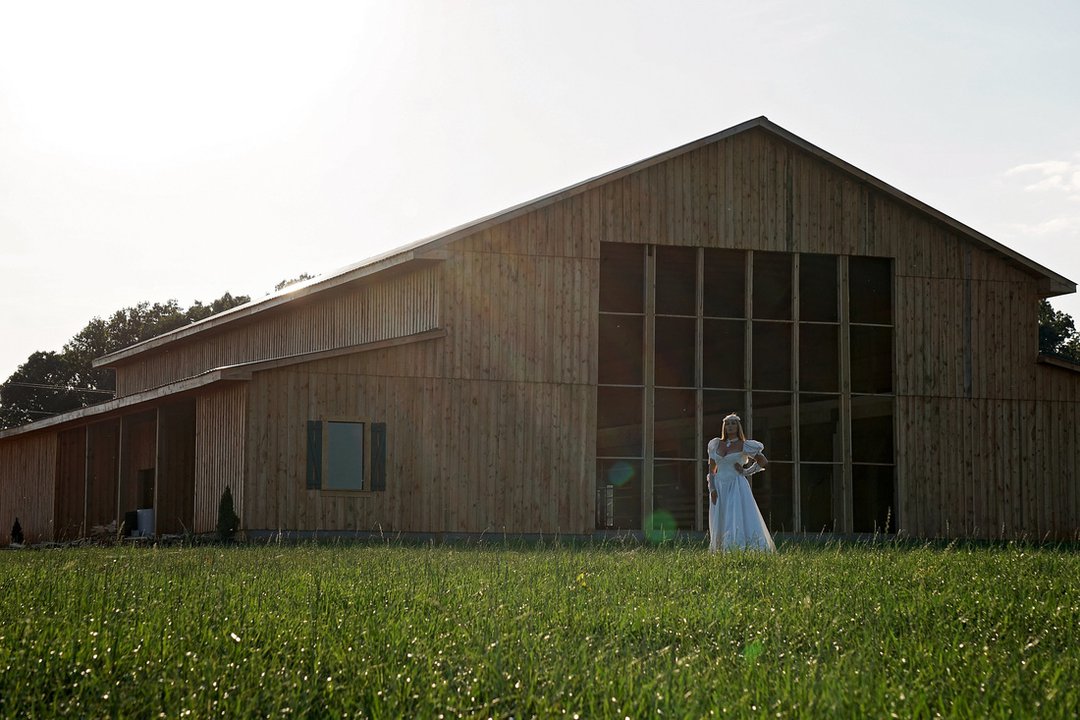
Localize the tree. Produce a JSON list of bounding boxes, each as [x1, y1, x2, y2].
[[1038, 300, 1080, 363], [0, 292, 250, 429], [0, 351, 86, 428], [216, 486, 240, 541], [274, 273, 315, 292]]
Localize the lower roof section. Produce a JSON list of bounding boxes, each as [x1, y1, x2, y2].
[[0, 328, 446, 441]]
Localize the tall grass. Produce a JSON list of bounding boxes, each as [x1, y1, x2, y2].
[[0, 540, 1077, 718]]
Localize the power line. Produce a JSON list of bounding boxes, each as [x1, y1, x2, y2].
[[5, 382, 114, 396]]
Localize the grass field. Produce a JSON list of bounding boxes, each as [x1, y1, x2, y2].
[[1, 539, 1077, 718]]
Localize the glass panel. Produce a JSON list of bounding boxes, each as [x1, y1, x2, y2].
[[596, 460, 642, 530], [654, 389, 696, 459], [598, 314, 643, 385], [800, 394, 841, 462], [653, 460, 697, 530], [752, 321, 792, 390], [851, 395, 895, 464], [751, 391, 792, 461], [703, 249, 745, 318], [656, 246, 697, 316], [849, 256, 892, 325], [753, 251, 792, 320], [703, 390, 744, 448], [702, 319, 744, 389], [799, 324, 839, 393], [850, 326, 893, 393], [596, 387, 642, 458], [751, 461, 793, 533], [599, 242, 644, 313], [852, 464, 896, 533], [800, 254, 838, 322], [655, 316, 696, 387], [800, 463, 839, 533], [326, 422, 364, 490]]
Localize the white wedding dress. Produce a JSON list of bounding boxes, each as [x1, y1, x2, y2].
[[707, 437, 776, 552]]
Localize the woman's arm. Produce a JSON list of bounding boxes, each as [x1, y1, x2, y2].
[[740, 453, 768, 476]]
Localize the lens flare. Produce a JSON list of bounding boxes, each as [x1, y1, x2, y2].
[[607, 461, 635, 487], [644, 509, 676, 544]]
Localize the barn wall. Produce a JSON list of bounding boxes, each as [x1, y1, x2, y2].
[[54, 427, 87, 540], [157, 400, 196, 535], [236, 127, 1077, 540], [559, 127, 1076, 539], [85, 419, 120, 531], [0, 432, 56, 544], [244, 363, 593, 535], [195, 383, 246, 533], [118, 411, 157, 534], [243, 197, 599, 535], [112, 265, 441, 397]]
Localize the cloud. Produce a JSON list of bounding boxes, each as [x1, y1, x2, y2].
[[1005, 155, 1080, 200], [1008, 216, 1080, 237]]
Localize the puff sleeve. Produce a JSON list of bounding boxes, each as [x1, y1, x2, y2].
[[706, 437, 723, 464]]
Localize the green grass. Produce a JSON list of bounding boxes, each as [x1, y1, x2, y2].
[[1, 540, 1077, 718]]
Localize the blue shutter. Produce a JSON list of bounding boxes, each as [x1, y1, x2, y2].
[[306, 421, 322, 489], [371, 422, 387, 491]]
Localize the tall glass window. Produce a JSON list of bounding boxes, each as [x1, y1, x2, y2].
[[849, 256, 895, 533], [597, 244, 646, 529], [596, 244, 895, 535]]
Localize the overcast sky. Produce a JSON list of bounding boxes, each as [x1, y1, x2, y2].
[[2, 0, 1079, 382]]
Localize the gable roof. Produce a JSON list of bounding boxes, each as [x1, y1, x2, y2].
[[95, 116, 1076, 367]]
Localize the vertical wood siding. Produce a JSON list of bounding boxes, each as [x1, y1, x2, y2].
[[243, 363, 595, 535], [157, 400, 196, 534], [233, 127, 1077, 540], [0, 432, 56, 544], [195, 384, 246, 533], [85, 420, 120, 530], [113, 266, 441, 396], [54, 427, 87, 540], [118, 412, 157, 527]]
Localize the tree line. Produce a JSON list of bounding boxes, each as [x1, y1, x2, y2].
[[0, 274, 315, 429], [1, 289, 1077, 430], [0, 294, 250, 429]]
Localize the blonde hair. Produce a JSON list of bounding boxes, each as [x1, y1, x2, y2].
[[720, 412, 746, 442]]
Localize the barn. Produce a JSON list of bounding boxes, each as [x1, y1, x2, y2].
[[2, 116, 1078, 545]]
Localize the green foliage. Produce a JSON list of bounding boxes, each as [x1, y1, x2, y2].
[[274, 273, 315, 292], [1038, 299, 1080, 362], [0, 292, 250, 429], [0, 351, 83, 427], [0, 543, 1077, 718], [216, 486, 240, 542]]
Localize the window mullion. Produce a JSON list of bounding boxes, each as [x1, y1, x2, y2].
[[839, 256, 853, 533], [643, 246, 655, 529]]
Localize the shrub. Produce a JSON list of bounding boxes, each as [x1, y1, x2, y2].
[[216, 487, 239, 542]]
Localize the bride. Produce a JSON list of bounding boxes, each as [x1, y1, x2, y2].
[[707, 412, 776, 552]]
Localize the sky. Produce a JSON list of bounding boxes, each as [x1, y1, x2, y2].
[[2, 0, 1079, 382]]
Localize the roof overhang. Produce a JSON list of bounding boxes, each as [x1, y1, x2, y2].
[[2, 328, 446, 440]]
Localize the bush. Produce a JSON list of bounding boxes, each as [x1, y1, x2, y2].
[[216, 487, 239, 542]]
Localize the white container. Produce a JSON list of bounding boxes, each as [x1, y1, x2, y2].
[[137, 508, 155, 537]]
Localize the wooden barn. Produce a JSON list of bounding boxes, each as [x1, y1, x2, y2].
[[2, 116, 1079, 545]]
